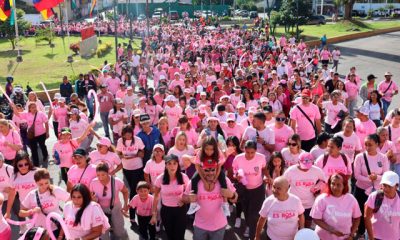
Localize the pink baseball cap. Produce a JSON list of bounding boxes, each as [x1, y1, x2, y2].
[[298, 152, 314, 169], [97, 137, 111, 147]]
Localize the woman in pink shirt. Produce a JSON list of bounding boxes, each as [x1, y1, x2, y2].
[[19, 169, 69, 238], [150, 154, 189, 240], [167, 131, 195, 177], [66, 148, 97, 192], [144, 144, 166, 190], [171, 116, 198, 148], [130, 110, 142, 136], [52, 97, 69, 135], [376, 127, 397, 166], [273, 112, 294, 151], [108, 98, 128, 144], [0, 119, 22, 165], [232, 140, 267, 239], [345, 74, 359, 117], [89, 163, 129, 240], [62, 184, 109, 240], [311, 173, 361, 240], [12, 102, 49, 167], [116, 125, 145, 226], [158, 117, 172, 150], [281, 134, 305, 167], [353, 133, 390, 237], [365, 171, 400, 240], [89, 137, 123, 175], [334, 118, 362, 162], [68, 108, 93, 150], [265, 151, 286, 196]]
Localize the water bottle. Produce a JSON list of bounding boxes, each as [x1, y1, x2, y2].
[[54, 150, 60, 165]]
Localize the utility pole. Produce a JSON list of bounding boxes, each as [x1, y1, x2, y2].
[[12, 0, 22, 62], [146, 0, 150, 36], [113, 0, 118, 62], [296, 0, 299, 40]]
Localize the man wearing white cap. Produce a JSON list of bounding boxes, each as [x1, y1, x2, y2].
[[365, 171, 400, 240], [378, 72, 398, 117], [355, 106, 377, 150], [169, 72, 184, 91], [235, 102, 248, 125], [229, 86, 242, 108], [163, 95, 182, 131]]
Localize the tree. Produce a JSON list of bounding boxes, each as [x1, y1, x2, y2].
[[278, 0, 311, 33], [0, 9, 31, 50], [343, 0, 356, 20]]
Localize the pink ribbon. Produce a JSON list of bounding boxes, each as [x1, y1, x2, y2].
[[46, 212, 72, 240], [0, 85, 13, 103], [7, 213, 38, 226], [40, 82, 53, 111], [88, 89, 99, 124]]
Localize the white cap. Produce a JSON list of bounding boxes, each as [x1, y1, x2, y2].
[[357, 106, 370, 116], [380, 171, 399, 187], [294, 229, 320, 240], [132, 109, 141, 117], [54, 93, 61, 99], [159, 75, 166, 80], [260, 97, 269, 103], [220, 95, 230, 101], [164, 95, 177, 102], [237, 102, 245, 109]]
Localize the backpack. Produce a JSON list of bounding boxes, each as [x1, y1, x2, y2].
[[373, 190, 400, 213], [322, 153, 348, 169]]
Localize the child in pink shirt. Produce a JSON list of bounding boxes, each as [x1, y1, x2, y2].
[[129, 181, 155, 240]]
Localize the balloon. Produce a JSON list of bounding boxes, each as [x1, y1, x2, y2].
[[88, 89, 100, 124], [46, 212, 72, 240], [40, 82, 53, 111], [6, 213, 38, 226], [294, 228, 320, 240]]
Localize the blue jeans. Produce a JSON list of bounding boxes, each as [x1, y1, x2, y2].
[[85, 95, 94, 118], [193, 226, 225, 240], [100, 112, 110, 137], [393, 163, 400, 179], [348, 98, 357, 118], [381, 98, 391, 118]]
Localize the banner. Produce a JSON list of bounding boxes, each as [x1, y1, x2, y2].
[[81, 26, 95, 40]]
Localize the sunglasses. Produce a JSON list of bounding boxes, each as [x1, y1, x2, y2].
[[18, 163, 29, 168], [288, 143, 298, 147], [204, 168, 216, 173], [301, 96, 309, 100], [276, 117, 286, 122], [301, 159, 313, 164], [103, 186, 108, 197]]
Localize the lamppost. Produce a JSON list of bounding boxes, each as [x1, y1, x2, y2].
[[113, 0, 118, 62], [146, 0, 150, 36]]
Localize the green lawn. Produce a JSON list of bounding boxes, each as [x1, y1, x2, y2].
[[0, 35, 141, 90], [272, 19, 400, 41]]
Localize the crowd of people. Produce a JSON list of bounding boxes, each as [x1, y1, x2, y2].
[[1, 20, 400, 240]]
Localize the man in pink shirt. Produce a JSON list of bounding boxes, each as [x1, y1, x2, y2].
[[98, 84, 115, 138], [355, 106, 377, 150], [290, 89, 321, 152], [378, 72, 398, 117], [184, 159, 237, 240]]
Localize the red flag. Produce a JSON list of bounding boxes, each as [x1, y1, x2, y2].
[[34, 0, 63, 12]]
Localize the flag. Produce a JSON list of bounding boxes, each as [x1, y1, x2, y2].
[[89, 0, 96, 17], [40, 8, 54, 20], [33, 0, 63, 12], [0, 0, 11, 21], [9, 7, 14, 25], [71, 0, 76, 10]]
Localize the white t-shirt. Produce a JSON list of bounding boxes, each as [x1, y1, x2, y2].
[[89, 151, 121, 172], [10, 170, 37, 202], [363, 101, 382, 121], [334, 131, 362, 162], [116, 137, 145, 170], [242, 126, 275, 160], [143, 160, 165, 185], [322, 101, 348, 126], [0, 164, 14, 200], [108, 110, 128, 135]]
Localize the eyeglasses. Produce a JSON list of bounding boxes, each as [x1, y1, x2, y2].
[[276, 117, 286, 122], [204, 168, 216, 173], [288, 143, 298, 147], [102, 186, 108, 197], [301, 96, 309, 100], [18, 163, 29, 168], [301, 159, 313, 164]]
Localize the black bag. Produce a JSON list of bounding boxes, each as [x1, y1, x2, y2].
[[27, 113, 37, 140], [296, 105, 317, 137], [104, 176, 115, 225], [35, 190, 62, 229]]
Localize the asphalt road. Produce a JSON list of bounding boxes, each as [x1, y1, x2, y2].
[[8, 31, 400, 240]]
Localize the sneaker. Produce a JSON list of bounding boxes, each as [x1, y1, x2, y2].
[[187, 202, 201, 215], [156, 221, 161, 232], [243, 227, 249, 238], [222, 202, 230, 217], [130, 219, 137, 230], [234, 217, 241, 228]]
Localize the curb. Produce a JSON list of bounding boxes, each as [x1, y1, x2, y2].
[[305, 26, 400, 46]]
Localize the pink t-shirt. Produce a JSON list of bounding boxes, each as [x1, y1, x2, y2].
[[315, 154, 352, 178], [232, 152, 266, 189], [53, 140, 78, 168], [89, 151, 121, 172], [334, 132, 362, 162], [69, 119, 89, 139], [154, 173, 189, 207], [0, 164, 14, 200], [106, 77, 121, 95], [165, 105, 183, 130], [281, 148, 305, 167], [365, 191, 400, 240], [185, 178, 236, 231], [54, 106, 68, 132], [116, 137, 145, 170], [21, 186, 69, 229], [67, 164, 97, 188], [10, 170, 37, 201], [129, 194, 154, 217], [354, 152, 389, 190], [143, 160, 165, 185], [378, 80, 398, 102], [290, 103, 321, 141], [355, 119, 377, 150], [345, 81, 359, 99], [21, 111, 48, 136], [283, 165, 326, 209], [310, 146, 326, 160], [222, 124, 244, 140], [311, 193, 362, 240], [322, 101, 347, 125], [0, 130, 22, 160], [167, 146, 195, 169], [387, 125, 400, 163], [89, 177, 124, 208], [259, 194, 305, 240], [109, 110, 128, 135], [274, 125, 294, 152], [63, 201, 108, 239]]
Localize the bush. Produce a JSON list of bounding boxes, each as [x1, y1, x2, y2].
[[69, 42, 80, 55], [221, 16, 232, 21], [250, 5, 258, 12], [96, 42, 112, 57]]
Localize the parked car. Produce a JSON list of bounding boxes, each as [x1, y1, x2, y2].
[[249, 11, 258, 19], [152, 12, 162, 19], [194, 10, 202, 18], [201, 10, 215, 18], [169, 11, 179, 20], [137, 14, 146, 21], [307, 15, 326, 25], [239, 10, 249, 17]]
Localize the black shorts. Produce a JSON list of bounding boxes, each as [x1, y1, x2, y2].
[[304, 208, 312, 221]]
